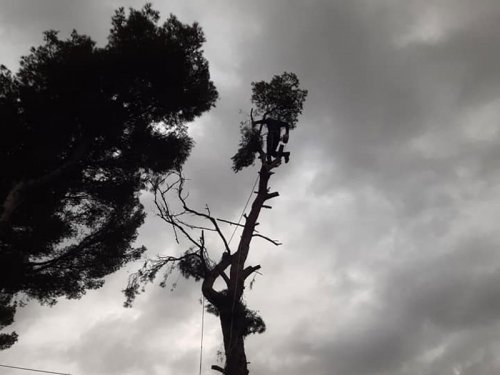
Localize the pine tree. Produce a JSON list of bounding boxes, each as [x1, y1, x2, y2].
[[0, 4, 218, 349]]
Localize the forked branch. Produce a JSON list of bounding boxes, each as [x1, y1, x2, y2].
[[176, 176, 232, 254]]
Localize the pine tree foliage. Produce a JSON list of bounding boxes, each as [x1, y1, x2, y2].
[[231, 125, 263, 172], [0, 4, 218, 348], [251, 72, 308, 127]]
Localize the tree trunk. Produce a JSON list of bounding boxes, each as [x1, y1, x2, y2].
[[205, 161, 279, 374], [220, 310, 248, 375]]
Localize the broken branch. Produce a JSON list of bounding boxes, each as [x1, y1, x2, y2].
[[252, 233, 282, 246], [265, 192, 280, 200], [243, 265, 261, 280], [211, 365, 225, 374]]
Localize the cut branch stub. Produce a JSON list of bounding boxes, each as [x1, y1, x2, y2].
[[265, 192, 279, 200]]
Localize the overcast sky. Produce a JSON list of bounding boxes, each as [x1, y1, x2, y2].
[[3, 0, 500, 374]]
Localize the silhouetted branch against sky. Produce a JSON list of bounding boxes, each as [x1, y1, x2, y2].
[[3, 1, 500, 375]]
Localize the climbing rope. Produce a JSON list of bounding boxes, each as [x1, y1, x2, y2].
[[199, 294, 205, 375], [228, 175, 260, 245]]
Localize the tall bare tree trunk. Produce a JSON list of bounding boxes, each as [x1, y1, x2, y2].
[[207, 161, 278, 375]]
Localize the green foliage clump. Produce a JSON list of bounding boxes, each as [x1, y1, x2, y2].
[[0, 295, 17, 350], [242, 307, 266, 336], [0, 3, 218, 348], [251, 72, 308, 127], [206, 298, 266, 337], [178, 251, 205, 281], [231, 124, 263, 172]]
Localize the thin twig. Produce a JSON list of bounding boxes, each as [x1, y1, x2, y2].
[[252, 233, 282, 246], [216, 218, 245, 227]]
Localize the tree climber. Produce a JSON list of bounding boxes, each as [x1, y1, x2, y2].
[[252, 115, 290, 163]]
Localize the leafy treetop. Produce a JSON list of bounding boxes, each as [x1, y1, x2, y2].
[[231, 72, 307, 171], [251, 71, 308, 127]]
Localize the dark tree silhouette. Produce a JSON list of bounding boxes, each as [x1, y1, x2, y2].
[[126, 72, 307, 375], [0, 4, 218, 349]]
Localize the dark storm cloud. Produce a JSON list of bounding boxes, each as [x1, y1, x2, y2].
[[232, 2, 500, 374], [65, 279, 204, 375], [3, 1, 500, 375], [0, 0, 119, 70], [235, 0, 500, 207], [246, 229, 500, 375]]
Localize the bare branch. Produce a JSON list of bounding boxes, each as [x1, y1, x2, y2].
[[202, 252, 233, 306], [216, 218, 245, 228], [211, 365, 225, 374], [217, 265, 230, 286], [213, 251, 232, 287], [31, 216, 115, 271], [243, 264, 261, 280], [252, 233, 282, 246], [151, 173, 239, 299], [176, 177, 232, 254], [153, 183, 203, 249], [265, 192, 280, 200], [176, 218, 217, 232]]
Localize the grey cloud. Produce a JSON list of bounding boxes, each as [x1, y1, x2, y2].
[[234, 0, 500, 215], [382, 235, 500, 332], [4, 1, 500, 375], [0, 0, 120, 70]]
